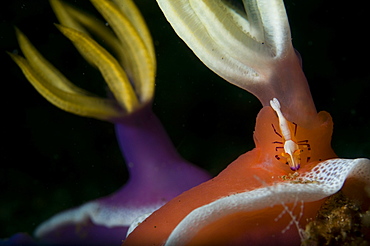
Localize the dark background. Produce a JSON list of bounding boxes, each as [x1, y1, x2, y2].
[[1, 0, 369, 238]]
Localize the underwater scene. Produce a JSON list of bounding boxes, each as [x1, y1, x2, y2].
[[1, 0, 370, 245]]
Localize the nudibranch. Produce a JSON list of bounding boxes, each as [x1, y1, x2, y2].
[[7, 0, 210, 244], [124, 0, 370, 245]]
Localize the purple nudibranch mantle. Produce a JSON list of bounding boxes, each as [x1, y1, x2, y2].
[[31, 105, 211, 245]]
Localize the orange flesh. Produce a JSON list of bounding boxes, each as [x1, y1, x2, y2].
[[123, 106, 337, 245]]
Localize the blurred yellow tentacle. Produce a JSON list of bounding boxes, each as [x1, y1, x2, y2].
[[56, 24, 139, 113], [91, 0, 155, 103], [8, 52, 121, 120], [113, 0, 156, 66], [50, 0, 126, 67], [50, 0, 86, 34], [15, 27, 90, 96], [10, 0, 156, 121]]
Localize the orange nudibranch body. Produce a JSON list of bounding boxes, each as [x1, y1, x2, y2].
[[123, 106, 337, 245]]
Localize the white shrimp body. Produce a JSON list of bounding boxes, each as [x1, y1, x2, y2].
[[270, 98, 301, 171]]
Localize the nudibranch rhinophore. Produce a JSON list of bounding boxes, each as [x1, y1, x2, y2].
[[8, 0, 211, 245], [124, 0, 370, 245]]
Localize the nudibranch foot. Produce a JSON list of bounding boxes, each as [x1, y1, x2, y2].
[[124, 107, 370, 245]]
